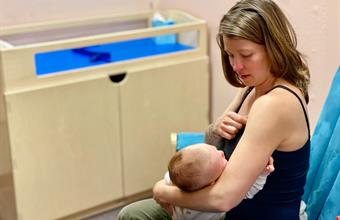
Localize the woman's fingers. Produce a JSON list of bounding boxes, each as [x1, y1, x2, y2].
[[153, 180, 174, 215], [219, 130, 236, 140], [213, 112, 247, 140], [218, 113, 247, 139], [216, 125, 236, 140], [222, 120, 243, 131], [159, 201, 174, 215], [227, 112, 248, 126]]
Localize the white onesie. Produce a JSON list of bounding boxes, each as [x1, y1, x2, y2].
[[164, 171, 268, 220]]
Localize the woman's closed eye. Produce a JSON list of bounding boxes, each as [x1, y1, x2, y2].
[[241, 53, 253, 58], [225, 52, 252, 59]]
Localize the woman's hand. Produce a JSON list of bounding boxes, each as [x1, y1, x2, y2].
[[213, 112, 247, 140], [157, 201, 173, 216], [153, 180, 173, 215]]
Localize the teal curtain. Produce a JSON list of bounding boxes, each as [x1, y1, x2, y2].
[[303, 66, 340, 220]]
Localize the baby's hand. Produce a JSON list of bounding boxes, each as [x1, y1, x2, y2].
[[263, 157, 275, 175]]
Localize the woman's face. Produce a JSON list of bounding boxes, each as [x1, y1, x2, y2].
[[223, 36, 272, 87]]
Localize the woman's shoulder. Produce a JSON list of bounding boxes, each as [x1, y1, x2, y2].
[[249, 84, 309, 150], [248, 91, 288, 127], [249, 84, 306, 130], [255, 83, 306, 112]]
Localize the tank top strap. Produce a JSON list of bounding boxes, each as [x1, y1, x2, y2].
[[235, 87, 254, 113], [266, 85, 310, 136]]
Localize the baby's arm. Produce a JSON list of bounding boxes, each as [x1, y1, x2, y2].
[[245, 157, 274, 199]]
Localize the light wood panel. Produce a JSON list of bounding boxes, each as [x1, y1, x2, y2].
[[121, 57, 209, 195], [5, 77, 123, 220]]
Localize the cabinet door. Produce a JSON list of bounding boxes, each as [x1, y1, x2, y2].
[[5, 77, 123, 220], [120, 57, 209, 196]]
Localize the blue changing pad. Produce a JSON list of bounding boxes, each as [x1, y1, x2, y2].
[[176, 132, 205, 151], [35, 37, 194, 76]]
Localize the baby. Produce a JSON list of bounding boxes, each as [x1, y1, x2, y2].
[[165, 143, 274, 220]]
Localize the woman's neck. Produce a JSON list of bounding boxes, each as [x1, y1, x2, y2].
[[254, 76, 279, 99]]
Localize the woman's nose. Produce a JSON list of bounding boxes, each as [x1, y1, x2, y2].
[[232, 59, 243, 72]]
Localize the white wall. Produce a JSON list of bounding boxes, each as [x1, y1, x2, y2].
[[160, 0, 340, 133], [0, 0, 339, 132], [160, 0, 239, 125], [0, 0, 150, 26]]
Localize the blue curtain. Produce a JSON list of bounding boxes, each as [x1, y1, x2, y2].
[[302, 66, 340, 220]]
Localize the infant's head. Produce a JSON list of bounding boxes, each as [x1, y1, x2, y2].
[[168, 143, 227, 192]]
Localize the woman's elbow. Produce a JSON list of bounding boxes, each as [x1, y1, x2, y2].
[[211, 191, 241, 212]]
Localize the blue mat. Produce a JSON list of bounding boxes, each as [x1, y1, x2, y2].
[[176, 132, 205, 151], [35, 37, 194, 75]]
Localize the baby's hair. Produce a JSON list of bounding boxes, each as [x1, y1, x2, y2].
[[168, 150, 207, 192]]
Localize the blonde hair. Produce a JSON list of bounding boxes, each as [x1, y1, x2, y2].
[[218, 0, 310, 102]]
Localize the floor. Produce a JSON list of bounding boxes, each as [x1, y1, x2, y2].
[[85, 207, 122, 220]]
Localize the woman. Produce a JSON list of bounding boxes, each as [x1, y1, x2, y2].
[[119, 0, 310, 219]]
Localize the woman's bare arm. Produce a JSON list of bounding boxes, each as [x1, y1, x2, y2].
[[154, 92, 292, 212]]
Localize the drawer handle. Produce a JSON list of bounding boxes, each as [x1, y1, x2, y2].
[[109, 72, 127, 83]]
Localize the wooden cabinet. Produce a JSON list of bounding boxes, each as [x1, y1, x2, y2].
[[4, 78, 123, 219], [0, 10, 209, 220], [121, 57, 209, 196]]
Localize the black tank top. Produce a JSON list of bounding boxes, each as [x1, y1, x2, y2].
[[223, 85, 310, 220]]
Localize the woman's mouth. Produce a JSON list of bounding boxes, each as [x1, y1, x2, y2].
[[239, 74, 250, 80]]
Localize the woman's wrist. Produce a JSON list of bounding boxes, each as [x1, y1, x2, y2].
[[205, 123, 223, 146]]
